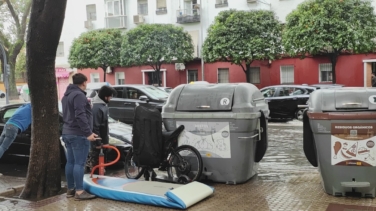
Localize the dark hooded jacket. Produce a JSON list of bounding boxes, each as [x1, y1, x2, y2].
[[91, 95, 109, 145], [62, 84, 93, 137]]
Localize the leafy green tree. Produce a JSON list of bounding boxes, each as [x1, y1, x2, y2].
[[0, 0, 32, 98], [283, 0, 376, 84], [68, 29, 122, 82], [203, 9, 282, 83], [15, 47, 26, 80], [121, 24, 194, 86]]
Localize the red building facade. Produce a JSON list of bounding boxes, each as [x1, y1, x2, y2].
[[78, 53, 376, 89]]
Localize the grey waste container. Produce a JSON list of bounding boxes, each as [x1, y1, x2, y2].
[[304, 87, 376, 197], [162, 83, 269, 184]]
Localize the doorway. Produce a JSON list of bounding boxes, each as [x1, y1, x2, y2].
[[363, 60, 376, 87]]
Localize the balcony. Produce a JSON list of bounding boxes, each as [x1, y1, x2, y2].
[[176, 8, 200, 24], [156, 7, 167, 15], [105, 15, 127, 29], [215, 0, 228, 8]]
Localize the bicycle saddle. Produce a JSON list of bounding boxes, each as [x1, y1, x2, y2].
[[162, 125, 185, 142]]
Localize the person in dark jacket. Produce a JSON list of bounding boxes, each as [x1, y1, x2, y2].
[[61, 73, 97, 200], [0, 103, 31, 159], [86, 86, 117, 174]]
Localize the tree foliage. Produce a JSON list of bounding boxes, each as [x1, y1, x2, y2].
[[121, 24, 194, 86], [68, 29, 122, 82], [283, 0, 376, 84], [15, 47, 26, 79], [203, 9, 282, 83], [20, 0, 67, 200], [0, 0, 31, 98]]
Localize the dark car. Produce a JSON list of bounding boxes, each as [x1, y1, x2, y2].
[[86, 85, 169, 124], [1, 103, 132, 163], [260, 85, 316, 121]]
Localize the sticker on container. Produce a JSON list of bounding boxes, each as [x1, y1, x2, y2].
[[331, 123, 376, 166], [176, 121, 231, 158], [220, 98, 230, 106], [368, 95, 376, 104]]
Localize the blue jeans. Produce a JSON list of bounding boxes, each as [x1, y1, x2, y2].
[[62, 135, 90, 191], [0, 124, 19, 159]]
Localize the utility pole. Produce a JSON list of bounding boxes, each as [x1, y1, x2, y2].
[[0, 43, 9, 105], [200, 0, 205, 81]]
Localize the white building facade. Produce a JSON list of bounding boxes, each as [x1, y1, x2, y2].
[[55, 0, 305, 68]]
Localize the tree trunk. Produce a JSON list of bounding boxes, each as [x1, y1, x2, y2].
[[101, 66, 107, 82], [8, 40, 25, 99], [156, 69, 161, 86], [329, 53, 338, 84], [245, 63, 251, 83], [20, 0, 67, 200]]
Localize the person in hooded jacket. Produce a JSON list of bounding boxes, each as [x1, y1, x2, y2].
[[85, 85, 117, 174], [61, 73, 97, 200]]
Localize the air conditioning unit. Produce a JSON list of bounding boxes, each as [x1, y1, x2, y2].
[[84, 20, 92, 29], [175, 63, 186, 71], [247, 0, 257, 3], [106, 66, 113, 74], [133, 15, 144, 24]]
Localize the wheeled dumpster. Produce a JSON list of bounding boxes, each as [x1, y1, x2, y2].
[[304, 87, 376, 197], [162, 83, 269, 184]]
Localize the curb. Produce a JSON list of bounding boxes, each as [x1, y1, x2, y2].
[[0, 185, 25, 197]]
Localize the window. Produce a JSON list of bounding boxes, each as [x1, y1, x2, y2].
[[114, 87, 125, 98], [138, 0, 148, 15], [319, 63, 332, 82], [90, 73, 100, 83], [126, 88, 145, 100], [291, 88, 306, 96], [86, 4, 97, 21], [215, 0, 228, 8], [261, 88, 277, 98], [250, 67, 260, 84], [275, 87, 291, 97], [105, 0, 126, 28], [188, 31, 199, 57], [218, 68, 229, 83], [3, 108, 17, 122], [187, 70, 198, 83], [141, 86, 169, 99], [156, 0, 167, 14], [280, 65, 294, 84], [115, 72, 125, 85], [56, 42, 64, 57]]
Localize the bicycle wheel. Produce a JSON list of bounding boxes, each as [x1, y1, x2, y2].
[[167, 145, 203, 183], [124, 149, 144, 179]]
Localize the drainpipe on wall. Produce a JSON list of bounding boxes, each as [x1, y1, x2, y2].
[[200, 0, 205, 81]]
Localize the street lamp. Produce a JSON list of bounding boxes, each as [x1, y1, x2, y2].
[[0, 43, 9, 105]]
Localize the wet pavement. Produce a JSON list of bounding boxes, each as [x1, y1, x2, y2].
[[0, 120, 375, 210]]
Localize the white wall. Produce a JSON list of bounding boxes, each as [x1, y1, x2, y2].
[[56, 0, 302, 67]]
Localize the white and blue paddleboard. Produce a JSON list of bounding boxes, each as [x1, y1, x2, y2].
[[83, 174, 214, 209]]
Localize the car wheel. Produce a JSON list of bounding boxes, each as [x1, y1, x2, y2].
[[0, 93, 5, 98], [295, 109, 304, 121]]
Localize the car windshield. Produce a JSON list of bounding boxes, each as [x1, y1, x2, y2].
[[141, 86, 169, 99]]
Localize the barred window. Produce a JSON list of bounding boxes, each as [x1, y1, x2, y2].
[[218, 68, 229, 83], [319, 63, 332, 82], [280, 65, 294, 84], [250, 67, 260, 84]]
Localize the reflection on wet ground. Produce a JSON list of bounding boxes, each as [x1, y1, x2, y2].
[[258, 125, 316, 182]]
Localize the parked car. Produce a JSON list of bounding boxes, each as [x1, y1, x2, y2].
[[0, 90, 5, 98], [1, 103, 132, 164], [310, 84, 344, 89], [86, 85, 169, 124], [157, 87, 173, 93], [260, 85, 316, 121]]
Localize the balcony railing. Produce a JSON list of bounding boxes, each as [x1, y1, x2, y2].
[[156, 7, 167, 15], [176, 8, 200, 24], [105, 15, 127, 29], [215, 0, 228, 8]]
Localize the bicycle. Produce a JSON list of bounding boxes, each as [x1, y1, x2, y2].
[[124, 124, 203, 184]]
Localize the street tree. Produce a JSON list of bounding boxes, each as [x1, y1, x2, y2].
[[0, 0, 32, 98], [121, 24, 194, 86], [69, 29, 122, 82], [283, 0, 376, 84], [20, 0, 67, 200], [203, 9, 282, 83]]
